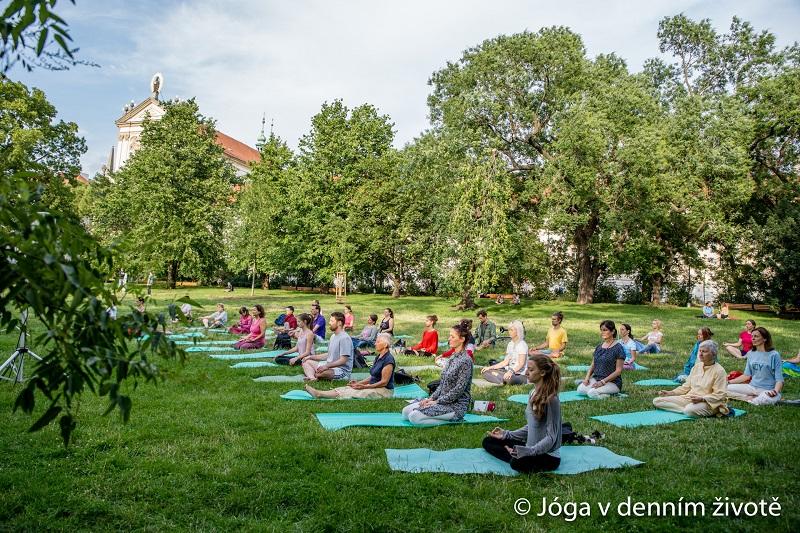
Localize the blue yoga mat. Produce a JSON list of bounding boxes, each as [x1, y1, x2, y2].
[[207, 329, 235, 334], [186, 346, 235, 352], [253, 372, 371, 383], [566, 365, 591, 372], [316, 412, 507, 431], [633, 362, 648, 371], [508, 391, 626, 405], [591, 408, 747, 428], [281, 383, 429, 401], [230, 361, 279, 368], [385, 446, 644, 476], [634, 379, 679, 387], [394, 334, 412, 339], [209, 349, 284, 360], [168, 331, 205, 338], [173, 340, 233, 345]]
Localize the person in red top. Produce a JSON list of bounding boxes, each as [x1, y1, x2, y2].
[[405, 315, 439, 357], [723, 319, 755, 358], [282, 306, 298, 331]]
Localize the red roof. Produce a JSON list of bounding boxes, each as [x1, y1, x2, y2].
[[75, 173, 90, 185], [215, 131, 260, 165]]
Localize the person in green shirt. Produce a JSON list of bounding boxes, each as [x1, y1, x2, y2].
[[474, 309, 497, 351]]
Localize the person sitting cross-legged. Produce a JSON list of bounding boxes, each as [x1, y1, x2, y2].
[[405, 315, 439, 357], [727, 327, 784, 405], [233, 305, 267, 350], [653, 340, 730, 417], [351, 314, 379, 351], [723, 319, 755, 359], [474, 309, 497, 351], [301, 311, 353, 382], [228, 306, 252, 334], [528, 311, 568, 359], [402, 321, 473, 425], [305, 333, 395, 399], [201, 303, 227, 329], [480, 320, 528, 385], [674, 327, 714, 383], [576, 320, 625, 399], [275, 313, 315, 366], [482, 355, 562, 473]]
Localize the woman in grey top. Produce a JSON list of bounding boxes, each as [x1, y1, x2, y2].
[[402, 322, 473, 425], [482, 355, 562, 473]]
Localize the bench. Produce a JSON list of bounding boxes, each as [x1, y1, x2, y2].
[[481, 293, 514, 300]]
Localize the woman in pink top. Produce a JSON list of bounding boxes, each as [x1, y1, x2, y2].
[[234, 304, 267, 350], [723, 319, 755, 358], [343, 305, 355, 332], [228, 306, 252, 334]]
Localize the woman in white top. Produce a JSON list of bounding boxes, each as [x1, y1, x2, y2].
[[638, 319, 664, 354], [480, 320, 528, 385]]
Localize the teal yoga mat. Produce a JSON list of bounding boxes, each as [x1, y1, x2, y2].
[[169, 331, 205, 338], [566, 365, 590, 372], [634, 379, 680, 387], [632, 362, 648, 371], [591, 408, 746, 428], [281, 383, 429, 401], [253, 372, 370, 383], [209, 349, 284, 360], [186, 346, 235, 352], [230, 361, 279, 368], [315, 412, 507, 431], [508, 391, 627, 405], [394, 334, 412, 339], [385, 446, 644, 476], [207, 328, 235, 334], [173, 340, 233, 345]]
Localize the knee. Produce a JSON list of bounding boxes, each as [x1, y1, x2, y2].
[[408, 410, 427, 425], [481, 436, 496, 451]]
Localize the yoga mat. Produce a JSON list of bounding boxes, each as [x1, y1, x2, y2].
[[209, 349, 284, 360], [633, 362, 648, 371], [507, 391, 627, 405], [281, 383, 429, 401], [169, 331, 205, 338], [173, 340, 233, 345], [315, 412, 507, 431], [438, 341, 449, 347], [253, 372, 371, 383], [385, 446, 644, 476], [394, 335, 412, 339], [591, 408, 746, 428], [783, 361, 800, 378], [186, 346, 235, 352], [566, 365, 591, 372], [634, 379, 679, 387], [400, 365, 441, 372], [208, 328, 235, 334], [230, 361, 279, 368], [472, 378, 502, 388]]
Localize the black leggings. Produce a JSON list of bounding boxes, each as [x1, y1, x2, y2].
[[482, 436, 561, 473]]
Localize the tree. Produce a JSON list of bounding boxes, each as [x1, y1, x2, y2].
[[89, 99, 237, 287], [0, 77, 86, 213]]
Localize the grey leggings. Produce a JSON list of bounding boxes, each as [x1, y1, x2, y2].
[[483, 369, 527, 385]]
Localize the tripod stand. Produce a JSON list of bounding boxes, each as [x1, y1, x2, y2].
[[0, 310, 41, 383]]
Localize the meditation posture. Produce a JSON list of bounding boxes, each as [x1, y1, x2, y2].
[[343, 305, 355, 332], [305, 333, 395, 399], [727, 327, 784, 405], [435, 319, 475, 367], [638, 319, 664, 354], [723, 319, 755, 359], [310, 304, 326, 342], [379, 308, 395, 335], [577, 320, 625, 399], [351, 314, 379, 350], [653, 340, 730, 417], [675, 327, 714, 383], [402, 322, 473, 425], [201, 303, 227, 328], [301, 312, 353, 381], [276, 314, 315, 365], [228, 307, 252, 334], [480, 321, 528, 385], [482, 355, 562, 473], [529, 311, 568, 358], [233, 305, 267, 350], [281, 306, 298, 331], [717, 303, 730, 320], [512, 293, 521, 305], [474, 309, 497, 351], [619, 323, 638, 370], [405, 315, 439, 357], [702, 302, 715, 319]]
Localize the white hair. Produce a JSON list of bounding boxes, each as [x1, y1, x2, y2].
[[376, 332, 393, 347], [508, 320, 525, 342], [699, 340, 719, 360]]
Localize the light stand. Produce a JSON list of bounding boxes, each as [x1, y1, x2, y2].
[[0, 310, 41, 383]]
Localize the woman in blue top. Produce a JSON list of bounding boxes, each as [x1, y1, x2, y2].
[[305, 333, 395, 399], [577, 320, 625, 399], [727, 327, 784, 405], [675, 327, 713, 383]]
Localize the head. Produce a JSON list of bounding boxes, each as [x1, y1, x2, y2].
[[239, 306, 249, 317], [384, 308, 394, 318], [311, 304, 320, 318], [651, 319, 662, 331], [745, 319, 756, 332], [330, 311, 345, 332], [312, 299, 320, 307], [751, 327, 773, 350], [344, 305, 352, 314], [367, 313, 378, 325], [697, 327, 713, 341], [217, 303, 224, 312], [620, 323, 632, 339], [599, 320, 617, 341], [285, 305, 294, 316], [508, 320, 525, 342], [449, 322, 471, 352], [698, 340, 719, 365], [551, 312, 564, 326], [705, 301, 711, 307], [137, 297, 145, 305], [426, 315, 438, 328], [527, 355, 562, 419], [298, 313, 312, 329], [477, 309, 488, 323], [253, 304, 265, 319], [375, 332, 393, 353]]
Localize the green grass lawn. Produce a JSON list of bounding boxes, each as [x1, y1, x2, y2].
[[1, 288, 798, 531]]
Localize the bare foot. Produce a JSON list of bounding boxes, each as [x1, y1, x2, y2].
[[304, 384, 320, 398], [786, 355, 800, 364]]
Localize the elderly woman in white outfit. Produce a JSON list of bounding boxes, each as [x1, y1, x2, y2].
[[479, 320, 528, 385]]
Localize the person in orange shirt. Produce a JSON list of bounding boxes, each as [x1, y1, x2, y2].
[[405, 315, 439, 357]]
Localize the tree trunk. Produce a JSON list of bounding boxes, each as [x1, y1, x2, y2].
[[250, 259, 256, 296], [574, 217, 600, 304], [390, 273, 401, 298], [650, 273, 663, 305], [455, 290, 476, 311], [167, 260, 179, 289]]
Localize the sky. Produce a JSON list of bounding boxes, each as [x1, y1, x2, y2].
[[10, 0, 800, 176]]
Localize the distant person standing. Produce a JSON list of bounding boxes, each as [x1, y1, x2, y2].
[[146, 271, 155, 296]]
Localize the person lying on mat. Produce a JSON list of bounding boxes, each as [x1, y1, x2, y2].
[[482, 355, 562, 473], [228, 306, 252, 334], [405, 315, 439, 357], [619, 323, 638, 370], [305, 333, 395, 399], [233, 305, 267, 350], [435, 319, 476, 368], [351, 314, 379, 351], [653, 340, 730, 417], [727, 327, 784, 405], [276, 313, 315, 365], [577, 320, 625, 399], [638, 319, 663, 353], [402, 322, 473, 425], [675, 327, 714, 383], [301, 312, 353, 381], [201, 303, 227, 329], [723, 319, 755, 359], [528, 311, 567, 359], [480, 320, 528, 385]]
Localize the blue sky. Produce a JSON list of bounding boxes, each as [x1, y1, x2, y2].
[[10, 0, 800, 176]]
